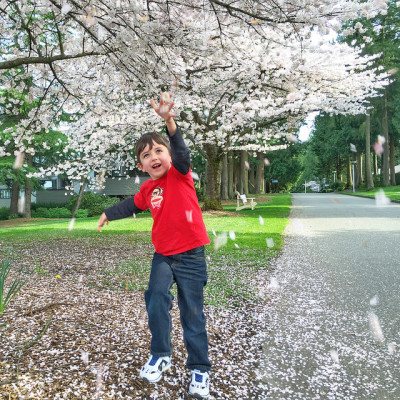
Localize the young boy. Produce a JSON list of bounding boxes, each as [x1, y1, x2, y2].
[[97, 94, 211, 398]]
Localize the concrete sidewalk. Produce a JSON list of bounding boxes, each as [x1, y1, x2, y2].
[[257, 193, 400, 400]]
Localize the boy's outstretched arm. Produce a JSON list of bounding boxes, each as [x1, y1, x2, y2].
[[150, 92, 177, 135], [97, 197, 144, 232]]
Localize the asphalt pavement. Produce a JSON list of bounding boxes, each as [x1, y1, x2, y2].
[[257, 193, 400, 400]]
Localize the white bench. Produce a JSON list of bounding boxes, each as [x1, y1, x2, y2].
[[235, 191, 257, 211]]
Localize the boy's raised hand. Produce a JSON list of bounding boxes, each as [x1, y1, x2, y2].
[[97, 212, 109, 232], [150, 92, 177, 135], [150, 92, 176, 121]]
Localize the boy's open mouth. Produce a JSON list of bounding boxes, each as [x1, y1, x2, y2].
[[152, 163, 161, 169]]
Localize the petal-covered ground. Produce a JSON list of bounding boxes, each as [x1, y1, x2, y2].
[[0, 236, 269, 399]]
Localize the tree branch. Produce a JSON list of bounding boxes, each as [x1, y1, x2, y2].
[[0, 51, 106, 70]]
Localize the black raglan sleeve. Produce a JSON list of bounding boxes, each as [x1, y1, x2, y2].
[[104, 197, 144, 221], [166, 125, 190, 175]]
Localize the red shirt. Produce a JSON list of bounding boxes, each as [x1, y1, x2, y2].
[[134, 165, 210, 255]]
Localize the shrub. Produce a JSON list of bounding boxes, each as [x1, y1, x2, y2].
[[32, 207, 50, 218], [31, 201, 67, 211], [47, 207, 72, 218], [67, 192, 120, 217], [0, 207, 10, 221], [75, 209, 89, 218], [330, 182, 345, 191], [8, 214, 19, 220]]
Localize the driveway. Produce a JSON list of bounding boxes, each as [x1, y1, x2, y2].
[[257, 193, 400, 399]]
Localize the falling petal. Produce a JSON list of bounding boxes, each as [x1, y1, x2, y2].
[[132, 213, 136, 219], [267, 277, 280, 290], [375, 189, 390, 207], [214, 232, 227, 250], [377, 135, 386, 145], [266, 238, 274, 248], [135, 175, 140, 184], [161, 92, 170, 103], [13, 151, 25, 170], [61, 4, 72, 14], [191, 171, 199, 181], [212, 230, 216, 236], [186, 210, 193, 223], [18, 194, 25, 214], [329, 350, 340, 363], [373, 142, 384, 155], [388, 342, 396, 355], [368, 311, 384, 343], [78, 275, 83, 283], [287, 134, 299, 143], [369, 295, 379, 306], [229, 231, 236, 240], [95, 364, 104, 393], [244, 161, 250, 170], [80, 350, 89, 365], [264, 158, 271, 166], [350, 143, 357, 153], [171, 76, 179, 92], [259, 216, 264, 225], [234, 243, 239, 248], [68, 218, 76, 231]]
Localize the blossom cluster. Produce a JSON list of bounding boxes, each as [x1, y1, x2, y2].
[[0, 0, 389, 189]]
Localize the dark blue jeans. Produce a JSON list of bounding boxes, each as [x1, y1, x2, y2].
[[144, 245, 211, 372]]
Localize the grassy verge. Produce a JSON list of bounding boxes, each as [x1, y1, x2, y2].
[[342, 185, 400, 201], [0, 194, 291, 307]]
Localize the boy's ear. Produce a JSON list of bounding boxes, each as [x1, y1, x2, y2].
[[137, 162, 145, 172]]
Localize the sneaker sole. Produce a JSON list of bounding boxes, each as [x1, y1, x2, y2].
[[188, 392, 210, 399], [140, 363, 172, 383]]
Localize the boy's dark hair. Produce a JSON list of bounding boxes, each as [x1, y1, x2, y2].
[[135, 132, 171, 162]]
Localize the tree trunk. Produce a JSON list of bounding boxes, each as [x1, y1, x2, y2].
[[255, 152, 264, 194], [203, 144, 223, 210], [9, 181, 20, 215], [23, 153, 33, 218], [347, 157, 352, 188], [249, 163, 255, 194], [72, 176, 88, 218], [228, 151, 234, 199], [373, 152, 378, 177], [365, 114, 374, 190], [389, 134, 396, 186], [240, 150, 249, 196], [337, 154, 342, 182], [221, 153, 228, 200], [356, 153, 362, 188], [382, 93, 390, 186], [233, 152, 239, 194]]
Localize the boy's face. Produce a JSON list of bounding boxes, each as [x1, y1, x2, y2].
[[137, 140, 172, 180]]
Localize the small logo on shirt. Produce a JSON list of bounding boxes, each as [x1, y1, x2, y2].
[[151, 187, 164, 208]]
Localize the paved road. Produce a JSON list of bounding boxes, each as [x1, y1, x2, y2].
[[257, 193, 400, 400]]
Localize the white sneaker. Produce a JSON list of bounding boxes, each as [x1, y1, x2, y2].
[[188, 369, 210, 398], [139, 355, 171, 383]]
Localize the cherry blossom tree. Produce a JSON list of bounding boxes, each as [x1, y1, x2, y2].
[[1, 0, 390, 210]]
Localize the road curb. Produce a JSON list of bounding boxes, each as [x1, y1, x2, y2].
[[337, 192, 400, 204]]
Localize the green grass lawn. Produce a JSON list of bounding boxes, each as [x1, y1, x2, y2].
[[0, 193, 291, 307], [343, 185, 400, 201]]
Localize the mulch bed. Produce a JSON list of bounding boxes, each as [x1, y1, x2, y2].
[[0, 237, 271, 399]]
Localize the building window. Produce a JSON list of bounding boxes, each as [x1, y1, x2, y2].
[[0, 189, 11, 199], [41, 179, 58, 190]]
